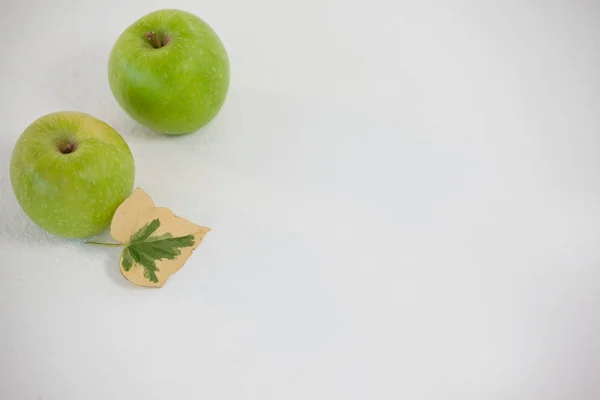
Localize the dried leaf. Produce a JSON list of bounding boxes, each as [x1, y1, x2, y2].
[[110, 188, 210, 287]]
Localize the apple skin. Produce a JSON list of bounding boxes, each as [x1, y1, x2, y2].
[[10, 112, 135, 238], [108, 9, 230, 135]]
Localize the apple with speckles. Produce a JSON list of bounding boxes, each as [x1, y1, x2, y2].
[[108, 9, 230, 135], [10, 112, 135, 238]]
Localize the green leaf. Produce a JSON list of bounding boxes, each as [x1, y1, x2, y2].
[[121, 219, 197, 284], [129, 219, 161, 243], [122, 247, 134, 271]]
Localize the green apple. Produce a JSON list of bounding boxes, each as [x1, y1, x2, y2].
[[108, 9, 230, 135], [10, 112, 135, 238]]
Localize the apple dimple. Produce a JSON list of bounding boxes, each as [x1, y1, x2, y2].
[[57, 139, 78, 154], [145, 31, 170, 49]]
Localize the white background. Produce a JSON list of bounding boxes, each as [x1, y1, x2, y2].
[[1, 0, 600, 399]]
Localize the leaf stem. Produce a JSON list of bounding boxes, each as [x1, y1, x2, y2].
[[85, 241, 124, 247]]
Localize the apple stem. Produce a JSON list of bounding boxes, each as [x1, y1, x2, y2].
[[85, 241, 124, 247], [146, 31, 162, 48]]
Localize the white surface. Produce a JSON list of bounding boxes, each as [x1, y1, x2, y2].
[[1, 0, 600, 398]]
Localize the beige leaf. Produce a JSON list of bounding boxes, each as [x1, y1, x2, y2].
[[110, 188, 211, 288]]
